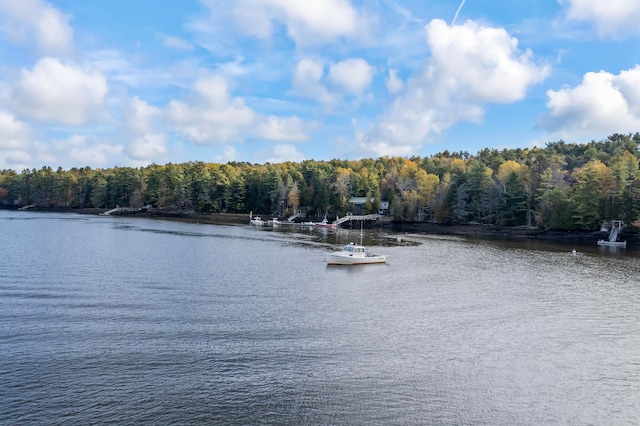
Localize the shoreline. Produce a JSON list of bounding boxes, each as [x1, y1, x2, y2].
[[99, 209, 633, 248], [5, 206, 635, 248], [388, 222, 612, 247]]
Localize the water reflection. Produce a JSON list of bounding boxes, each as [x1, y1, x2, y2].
[[2, 210, 640, 425]]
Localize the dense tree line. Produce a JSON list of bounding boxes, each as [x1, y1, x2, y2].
[[2, 133, 640, 231]]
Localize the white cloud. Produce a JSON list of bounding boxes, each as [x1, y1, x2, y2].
[[425, 19, 549, 104], [291, 58, 337, 106], [214, 145, 239, 163], [375, 91, 483, 146], [9, 57, 108, 125], [328, 58, 374, 96], [125, 97, 162, 135], [0, 110, 32, 149], [354, 136, 416, 158], [68, 143, 122, 167], [560, 0, 640, 38], [538, 66, 640, 137], [365, 18, 549, 149], [336, 123, 416, 159], [168, 74, 255, 144], [164, 35, 195, 51], [121, 97, 167, 163], [257, 115, 309, 141], [202, 0, 369, 47], [617, 66, 640, 117], [264, 144, 305, 163], [365, 140, 416, 158], [0, 0, 73, 54], [270, 0, 362, 45], [19, 135, 124, 169], [385, 69, 404, 94], [0, 150, 32, 170], [127, 77, 314, 162], [126, 134, 167, 161]]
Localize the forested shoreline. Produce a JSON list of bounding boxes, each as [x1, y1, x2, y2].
[[2, 133, 640, 232]]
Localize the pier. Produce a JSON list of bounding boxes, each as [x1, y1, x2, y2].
[[334, 213, 381, 226], [100, 206, 148, 216]]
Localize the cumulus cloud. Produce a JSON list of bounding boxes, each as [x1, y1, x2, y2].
[[201, 0, 369, 47], [214, 145, 239, 163], [167, 74, 255, 144], [560, 0, 640, 38], [126, 134, 167, 161], [264, 144, 305, 163], [127, 75, 314, 160], [355, 137, 417, 158], [335, 122, 416, 159], [9, 57, 108, 125], [257, 115, 309, 141], [0, 110, 33, 149], [22, 135, 123, 169], [425, 19, 549, 104], [328, 58, 374, 96], [67, 142, 123, 167], [0, 0, 73, 54], [291, 58, 337, 106], [125, 97, 162, 135], [538, 66, 640, 137], [121, 97, 167, 163], [367, 19, 549, 148]]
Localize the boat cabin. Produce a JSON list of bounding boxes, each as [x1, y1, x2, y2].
[[343, 243, 366, 255]]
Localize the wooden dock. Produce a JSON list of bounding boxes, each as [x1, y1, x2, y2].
[[334, 213, 381, 225], [100, 206, 147, 216]]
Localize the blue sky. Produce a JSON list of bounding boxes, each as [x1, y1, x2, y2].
[[1, 0, 640, 171]]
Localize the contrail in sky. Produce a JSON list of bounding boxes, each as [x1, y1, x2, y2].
[[451, 0, 467, 25]]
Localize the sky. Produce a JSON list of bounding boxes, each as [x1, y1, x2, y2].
[[1, 0, 640, 171]]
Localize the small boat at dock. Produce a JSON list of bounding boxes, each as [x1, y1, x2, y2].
[[315, 216, 337, 230], [249, 212, 264, 226], [267, 218, 280, 226], [314, 213, 338, 230]]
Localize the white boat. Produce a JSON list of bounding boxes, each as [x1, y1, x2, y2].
[[249, 212, 264, 226], [315, 216, 337, 230], [267, 218, 280, 226], [326, 242, 387, 265], [597, 219, 626, 248], [250, 217, 264, 226], [326, 222, 386, 265]]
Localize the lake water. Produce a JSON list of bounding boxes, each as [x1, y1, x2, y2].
[[1, 210, 640, 425]]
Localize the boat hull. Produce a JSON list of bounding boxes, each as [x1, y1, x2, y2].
[[315, 224, 337, 230], [326, 253, 386, 265]]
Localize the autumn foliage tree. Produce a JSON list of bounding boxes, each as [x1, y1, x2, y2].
[[2, 132, 640, 231]]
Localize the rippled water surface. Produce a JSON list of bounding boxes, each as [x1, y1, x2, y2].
[[2, 210, 640, 425]]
